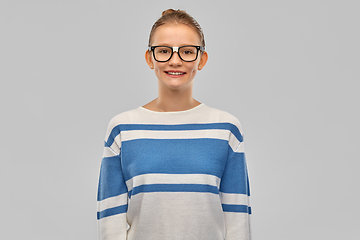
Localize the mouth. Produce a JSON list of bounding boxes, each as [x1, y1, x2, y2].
[[165, 71, 186, 76]]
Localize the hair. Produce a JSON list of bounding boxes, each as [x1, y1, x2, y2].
[[148, 9, 205, 48]]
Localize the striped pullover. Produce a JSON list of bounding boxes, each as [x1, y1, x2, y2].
[[97, 103, 251, 240]]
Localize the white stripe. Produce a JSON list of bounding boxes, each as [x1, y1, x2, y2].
[[121, 129, 241, 152], [220, 192, 250, 206], [229, 132, 242, 152], [222, 212, 251, 239], [98, 214, 127, 240], [235, 141, 245, 153], [121, 129, 230, 141], [109, 104, 240, 126], [103, 147, 118, 158], [126, 174, 221, 192], [108, 134, 121, 153], [97, 193, 128, 212], [126, 192, 226, 240]]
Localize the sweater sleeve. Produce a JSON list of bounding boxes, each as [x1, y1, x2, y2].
[[220, 129, 252, 240], [97, 122, 128, 240]]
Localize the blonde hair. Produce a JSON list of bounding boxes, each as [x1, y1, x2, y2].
[[148, 9, 205, 48]]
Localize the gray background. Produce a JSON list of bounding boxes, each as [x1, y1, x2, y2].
[[1, 0, 359, 239]]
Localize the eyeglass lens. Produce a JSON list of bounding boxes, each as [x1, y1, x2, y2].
[[153, 46, 198, 62]]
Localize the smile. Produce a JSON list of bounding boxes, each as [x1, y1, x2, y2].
[[165, 71, 185, 75]]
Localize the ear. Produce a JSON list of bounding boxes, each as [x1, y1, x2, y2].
[[198, 51, 208, 70], [145, 50, 154, 69]]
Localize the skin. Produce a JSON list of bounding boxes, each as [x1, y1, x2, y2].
[[144, 23, 208, 112]]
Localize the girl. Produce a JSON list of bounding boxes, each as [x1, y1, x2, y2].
[[97, 9, 251, 240]]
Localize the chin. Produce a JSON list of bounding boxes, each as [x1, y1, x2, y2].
[[162, 80, 193, 91]]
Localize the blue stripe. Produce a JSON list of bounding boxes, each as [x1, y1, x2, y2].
[[219, 151, 249, 195], [121, 138, 228, 180], [104, 140, 112, 148], [222, 204, 251, 214], [106, 128, 121, 148], [97, 156, 128, 201], [97, 204, 128, 219], [246, 163, 250, 196], [105, 123, 243, 147], [129, 184, 219, 198]]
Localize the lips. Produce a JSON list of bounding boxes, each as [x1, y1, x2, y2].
[[165, 70, 186, 76]]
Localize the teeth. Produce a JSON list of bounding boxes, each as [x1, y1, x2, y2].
[[167, 72, 184, 75]]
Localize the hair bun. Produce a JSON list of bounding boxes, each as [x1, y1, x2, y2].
[[161, 9, 185, 16]]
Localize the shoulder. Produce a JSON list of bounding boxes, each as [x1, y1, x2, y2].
[[108, 107, 138, 125], [203, 105, 244, 134], [104, 107, 142, 135]]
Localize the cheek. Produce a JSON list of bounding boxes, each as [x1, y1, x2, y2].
[[153, 63, 164, 73], [190, 68, 197, 75], [154, 68, 162, 78], [189, 64, 199, 75]]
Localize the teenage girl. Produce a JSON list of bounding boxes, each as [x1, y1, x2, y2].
[[97, 9, 252, 240]]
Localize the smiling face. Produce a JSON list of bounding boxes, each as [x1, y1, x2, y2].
[[145, 23, 208, 91]]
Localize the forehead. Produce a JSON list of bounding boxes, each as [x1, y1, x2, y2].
[[151, 23, 201, 46]]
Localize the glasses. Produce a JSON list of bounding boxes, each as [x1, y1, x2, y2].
[[148, 45, 205, 62]]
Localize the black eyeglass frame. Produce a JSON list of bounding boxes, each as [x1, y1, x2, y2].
[[148, 45, 205, 62]]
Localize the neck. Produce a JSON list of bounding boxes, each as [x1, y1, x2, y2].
[[144, 82, 201, 112], [155, 97, 200, 112]]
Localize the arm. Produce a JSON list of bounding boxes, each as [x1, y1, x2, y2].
[[97, 123, 128, 240], [220, 133, 252, 240]]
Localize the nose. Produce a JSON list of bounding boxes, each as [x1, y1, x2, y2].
[[168, 49, 182, 66]]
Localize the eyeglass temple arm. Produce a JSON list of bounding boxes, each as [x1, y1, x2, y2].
[[148, 46, 205, 51]]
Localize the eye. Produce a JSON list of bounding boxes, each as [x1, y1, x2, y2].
[[156, 47, 171, 54], [180, 47, 196, 55]]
